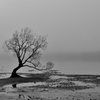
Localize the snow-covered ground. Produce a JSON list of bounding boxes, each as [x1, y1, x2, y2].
[[0, 86, 100, 100], [0, 73, 100, 100]]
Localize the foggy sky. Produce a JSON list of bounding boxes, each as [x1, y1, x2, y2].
[[0, 0, 100, 74]]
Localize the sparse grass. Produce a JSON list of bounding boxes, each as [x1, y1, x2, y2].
[[0, 73, 100, 100], [0, 73, 100, 91]]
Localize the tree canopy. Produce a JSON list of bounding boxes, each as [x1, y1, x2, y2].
[[4, 27, 54, 74]]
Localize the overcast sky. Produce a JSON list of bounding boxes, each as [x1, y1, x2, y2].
[[0, 0, 100, 74]]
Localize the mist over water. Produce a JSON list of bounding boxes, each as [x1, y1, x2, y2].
[[0, 0, 100, 75], [54, 61, 100, 75], [0, 52, 100, 75], [41, 52, 100, 75]]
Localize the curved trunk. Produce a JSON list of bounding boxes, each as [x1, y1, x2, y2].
[[10, 64, 22, 78], [10, 64, 23, 88]]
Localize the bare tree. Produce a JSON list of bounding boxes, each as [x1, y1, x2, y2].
[[4, 27, 54, 77]]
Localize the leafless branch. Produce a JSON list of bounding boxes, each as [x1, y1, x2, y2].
[[4, 27, 54, 73], [23, 65, 43, 71]]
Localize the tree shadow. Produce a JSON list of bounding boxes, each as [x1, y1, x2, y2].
[[0, 74, 49, 88]]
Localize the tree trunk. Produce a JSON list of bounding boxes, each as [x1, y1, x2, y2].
[[10, 65, 22, 78], [10, 64, 23, 88]]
